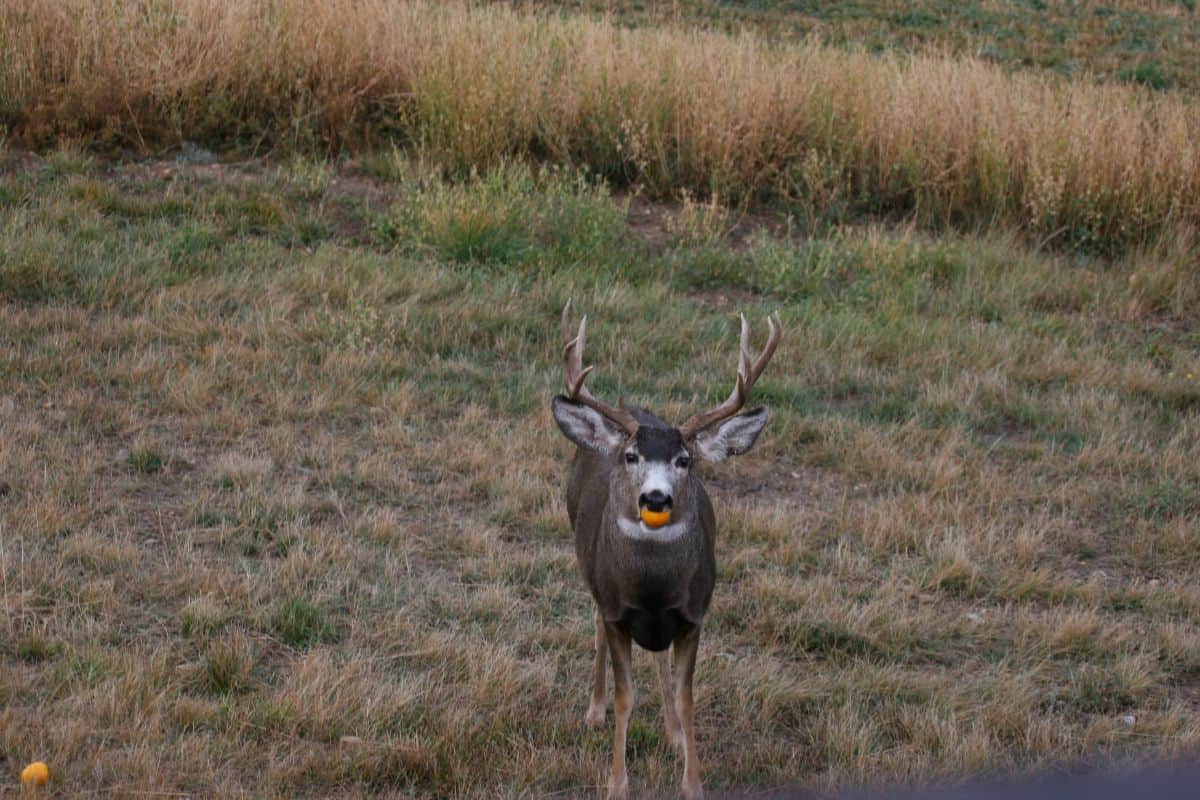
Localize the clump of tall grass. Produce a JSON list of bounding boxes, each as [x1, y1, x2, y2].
[[373, 160, 632, 269], [2, 0, 1198, 252]]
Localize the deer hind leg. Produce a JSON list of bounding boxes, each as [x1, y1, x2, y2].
[[585, 608, 607, 727], [673, 625, 703, 800], [655, 649, 684, 748], [605, 622, 635, 800]]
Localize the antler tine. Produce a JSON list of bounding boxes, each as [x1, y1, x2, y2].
[[560, 303, 639, 435], [678, 312, 783, 439], [736, 313, 752, 386], [561, 300, 585, 360], [748, 311, 781, 386], [562, 312, 594, 397]]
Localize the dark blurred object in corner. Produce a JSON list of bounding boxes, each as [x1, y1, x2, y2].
[[757, 761, 1200, 800]]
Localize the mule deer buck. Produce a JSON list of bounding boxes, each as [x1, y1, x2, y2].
[[551, 303, 781, 800]]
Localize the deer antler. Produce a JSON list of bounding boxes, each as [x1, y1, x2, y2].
[[677, 312, 782, 439], [561, 302, 639, 435]]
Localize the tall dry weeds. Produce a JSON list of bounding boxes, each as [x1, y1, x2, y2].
[[1, 0, 1198, 251]]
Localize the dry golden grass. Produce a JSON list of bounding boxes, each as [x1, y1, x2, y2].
[[1, 150, 1198, 796], [2, 0, 1198, 252], [522, 0, 1200, 94]]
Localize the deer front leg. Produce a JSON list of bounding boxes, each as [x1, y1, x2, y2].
[[655, 649, 684, 747], [586, 608, 607, 727], [673, 625, 703, 800], [605, 622, 634, 800]]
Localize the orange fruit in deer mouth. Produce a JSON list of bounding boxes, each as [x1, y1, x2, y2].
[[640, 508, 671, 528]]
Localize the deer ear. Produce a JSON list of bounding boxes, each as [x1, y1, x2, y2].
[[690, 407, 768, 462], [552, 396, 628, 453]]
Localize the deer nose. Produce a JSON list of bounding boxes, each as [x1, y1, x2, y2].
[[639, 490, 672, 512]]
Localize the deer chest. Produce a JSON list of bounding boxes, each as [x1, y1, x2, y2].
[[618, 604, 692, 652]]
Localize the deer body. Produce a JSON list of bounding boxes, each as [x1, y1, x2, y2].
[[567, 412, 716, 653], [552, 305, 780, 800]]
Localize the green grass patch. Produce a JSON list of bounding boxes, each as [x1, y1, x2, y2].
[[126, 447, 166, 474], [270, 597, 335, 648]]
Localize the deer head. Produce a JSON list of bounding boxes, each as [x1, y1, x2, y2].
[[552, 302, 781, 533]]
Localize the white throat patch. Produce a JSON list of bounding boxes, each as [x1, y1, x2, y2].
[[617, 516, 689, 542]]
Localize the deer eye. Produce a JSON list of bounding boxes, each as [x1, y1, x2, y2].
[[624, 452, 639, 465], [676, 456, 691, 469]]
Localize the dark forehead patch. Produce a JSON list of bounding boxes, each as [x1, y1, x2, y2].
[[635, 427, 684, 461]]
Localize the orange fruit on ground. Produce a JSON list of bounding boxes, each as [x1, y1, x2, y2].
[[640, 508, 671, 528], [21, 762, 50, 786]]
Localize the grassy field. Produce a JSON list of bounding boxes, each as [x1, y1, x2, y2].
[[3, 0, 1199, 255], [519, 0, 1200, 93], [3, 0, 1200, 796], [2, 146, 1199, 796]]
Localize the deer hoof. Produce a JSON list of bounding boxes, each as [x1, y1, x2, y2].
[[681, 781, 704, 800], [585, 702, 606, 728], [606, 774, 629, 800]]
